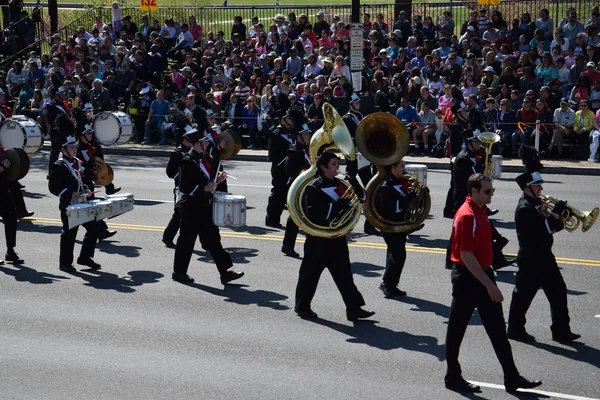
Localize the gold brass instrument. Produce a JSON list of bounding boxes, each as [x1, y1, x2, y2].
[[92, 156, 114, 186], [540, 195, 599, 233], [286, 102, 361, 238], [355, 112, 431, 233], [219, 129, 242, 159], [478, 131, 500, 178]]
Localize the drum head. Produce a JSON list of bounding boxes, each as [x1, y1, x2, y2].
[[93, 112, 120, 146], [0, 149, 21, 183], [0, 119, 26, 149], [14, 148, 30, 180]]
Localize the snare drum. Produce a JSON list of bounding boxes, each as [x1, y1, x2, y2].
[[212, 193, 247, 227], [491, 155, 503, 179], [66, 203, 97, 229], [93, 111, 133, 146], [405, 164, 428, 186], [106, 193, 135, 217], [89, 200, 113, 220], [0, 116, 43, 153]]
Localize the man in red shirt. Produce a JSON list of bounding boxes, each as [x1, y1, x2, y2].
[[445, 173, 542, 394]]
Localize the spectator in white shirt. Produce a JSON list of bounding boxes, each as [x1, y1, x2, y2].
[[412, 102, 436, 155], [304, 54, 321, 80]]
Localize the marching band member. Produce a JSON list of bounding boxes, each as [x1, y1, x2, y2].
[[76, 125, 117, 241], [281, 123, 312, 258], [48, 136, 101, 273], [0, 147, 23, 265], [162, 133, 193, 248], [445, 173, 541, 394], [507, 172, 581, 344], [377, 159, 415, 298], [294, 151, 375, 321], [265, 108, 304, 229], [171, 127, 244, 285], [43, 86, 72, 174], [203, 108, 228, 193]]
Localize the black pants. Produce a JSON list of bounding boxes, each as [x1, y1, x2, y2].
[[345, 160, 373, 184], [443, 162, 454, 218], [445, 265, 519, 381], [173, 199, 233, 276], [381, 232, 408, 288], [282, 216, 299, 249], [59, 209, 98, 266], [266, 163, 287, 223], [508, 259, 571, 336], [295, 235, 365, 311], [8, 181, 27, 215], [164, 206, 181, 242], [0, 189, 17, 252], [49, 139, 61, 173]]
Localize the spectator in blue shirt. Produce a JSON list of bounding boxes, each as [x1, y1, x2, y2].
[[395, 97, 419, 132], [26, 61, 45, 87], [143, 89, 170, 145], [242, 97, 260, 148]]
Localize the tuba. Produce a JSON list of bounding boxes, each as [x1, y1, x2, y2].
[[478, 131, 502, 178], [540, 195, 599, 233], [286, 103, 361, 238], [355, 112, 431, 233]]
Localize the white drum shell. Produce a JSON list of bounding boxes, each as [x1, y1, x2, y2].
[[213, 194, 247, 227], [107, 196, 135, 217], [491, 155, 503, 179], [405, 164, 428, 186], [89, 200, 113, 220], [93, 111, 133, 146], [107, 192, 134, 201], [66, 203, 97, 229], [0, 116, 43, 153]]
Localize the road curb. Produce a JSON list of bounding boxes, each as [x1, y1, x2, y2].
[[41, 145, 599, 176]]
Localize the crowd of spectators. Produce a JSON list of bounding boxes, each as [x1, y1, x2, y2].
[[2, 5, 600, 161]]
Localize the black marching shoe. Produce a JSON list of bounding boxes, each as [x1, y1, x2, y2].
[[5, 252, 24, 264], [379, 283, 407, 298], [77, 257, 101, 270], [496, 236, 509, 249], [281, 246, 299, 258], [494, 257, 516, 270], [504, 375, 542, 393], [552, 332, 581, 344], [98, 230, 117, 241], [162, 237, 176, 249], [346, 307, 375, 321], [363, 223, 381, 236], [507, 330, 536, 342], [16, 211, 34, 220], [265, 216, 284, 229], [487, 208, 499, 216], [294, 308, 318, 319], [0, 260, 4, 265], [59, 264, 76, 273], [172, 272, 194, 283], [445, 377, 482, 393], [220, 269, 244, 284], [106, 186, 122, 195]]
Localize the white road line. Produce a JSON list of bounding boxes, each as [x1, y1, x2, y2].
[[595, 314, 600, 318], [245, 170, 271, 174], [229, 184, 271, 188], [135, 198, 173, 203], [470, 381, 600, 400]]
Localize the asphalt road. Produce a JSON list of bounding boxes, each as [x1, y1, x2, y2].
[[1, 152, 599, 400]]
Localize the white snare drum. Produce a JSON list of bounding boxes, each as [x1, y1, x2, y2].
[[106, 193, 135, 218], [93, 111, 133, 146], [0, 116, 43, 153], [66, 203, 97, 229], [405, 164, 428, 186], [89, 200, 113, 220], [491, 155, 503, 179], [356, 152, 371, 170], [213, 193, 247, 227]]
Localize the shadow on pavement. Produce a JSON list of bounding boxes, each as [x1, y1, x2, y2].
[[22, 191, 47, 200], [530, 341, 600, 369], [18, 220, 62, 235], [194, 247, 258, 264], [492, 219, 516, 230], [308, 318, 445, 359], [407, 234, 449, 249], [397, 296, 450, 319], [185, 282, 290, 310], [72, 269, 163, 293], [0, 263, 69, 284], [95, 240, 142, 258], [134, 199, 168, 206], [230, 225, 280, 235], [352, 261, 384, 278]]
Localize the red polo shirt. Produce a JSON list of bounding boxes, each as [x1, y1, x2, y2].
[[451, 197, 493, 268]]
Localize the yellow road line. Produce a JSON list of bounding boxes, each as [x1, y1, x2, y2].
[[25, 218, 600, 267]]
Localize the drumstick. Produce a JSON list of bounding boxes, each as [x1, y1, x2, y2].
[[227, 175, 238, 181], [86, 191, 100, 197]]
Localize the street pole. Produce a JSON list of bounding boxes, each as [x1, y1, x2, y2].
[[395, 0, 412, 20], [349, 0, 362, 92], [49, 0, 58, 32]]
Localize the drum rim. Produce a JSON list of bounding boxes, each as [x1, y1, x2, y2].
[[93, 111, 127, 146]]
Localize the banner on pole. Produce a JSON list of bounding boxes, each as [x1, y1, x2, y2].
[[140, 0, 158, 11]]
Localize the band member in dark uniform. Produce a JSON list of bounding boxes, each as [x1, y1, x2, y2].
[[445, 173, 541, 394], [8, 181, 34, 220], [507, 172, 581, 343], [343, 93, 378, 236], [281, 123, 312, 257], [48, 136, 101, 273], [162, 133, 192, 248], [443, 102, 471, 219], [265, 108, 304, 229], [377, 159, 415, 298], [0, 147, 23, 264], [76, 125, 117, 241], [294, 152, 375, 321], [203, 108, 228, 193], [172, 128, 244, 285], [43, 87, 72, 174]]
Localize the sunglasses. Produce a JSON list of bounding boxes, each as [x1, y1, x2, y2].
[[482, 188, 495, 195]]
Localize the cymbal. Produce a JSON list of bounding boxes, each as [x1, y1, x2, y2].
[[93, 156, 114, 186], [219, 130, 240, 160], [0, 149, 21, 184], [228, 129, 243, 155], [14, 148, 30, 180]]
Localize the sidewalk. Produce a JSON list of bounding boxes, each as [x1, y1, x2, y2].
[[42, 144, 600, 176]]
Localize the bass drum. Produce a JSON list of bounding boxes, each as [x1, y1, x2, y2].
[[0, 116, 43, 153], [93, 111, 133, 146]]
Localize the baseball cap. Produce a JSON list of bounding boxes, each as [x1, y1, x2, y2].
[[587, 61, 596, 68]]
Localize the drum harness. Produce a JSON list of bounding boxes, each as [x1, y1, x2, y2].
[[61, 158, 87, 205]]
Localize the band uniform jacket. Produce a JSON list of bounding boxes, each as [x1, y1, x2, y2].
[[178, 149, 215, 207], [205, 130, 227, 192], [342, 109, 363, 140], [515, 194, 564, 266], [268, 125, 294, 167], [76, 141, 98, 189], [377, 175, 415, 222], [304, 175, 366, 228], [48, 156, 92, 210], [166, 143, 190, 188], [452, 147, 484, 213], [285, 141, 311, 187]]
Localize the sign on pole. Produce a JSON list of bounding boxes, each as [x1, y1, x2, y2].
[[349, 24, 363, 91], [140, 0, 158, 11]]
